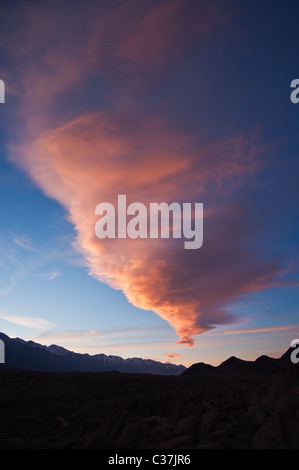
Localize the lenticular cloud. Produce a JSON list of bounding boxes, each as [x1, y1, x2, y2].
[[11, 111, 282, 347]]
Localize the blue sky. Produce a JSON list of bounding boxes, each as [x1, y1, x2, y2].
[[0, 0, 298, 367]]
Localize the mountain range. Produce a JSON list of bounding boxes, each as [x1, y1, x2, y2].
[[183, 349, 294, 375], [0, 332, 294, 377], [0, 332, 186, 375]]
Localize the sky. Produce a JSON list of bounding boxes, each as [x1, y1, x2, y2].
[[0, 0, 298, 367]]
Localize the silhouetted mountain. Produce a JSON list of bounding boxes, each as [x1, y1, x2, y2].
[[183, 349, 293, 376], [254, 354, 279, 370], [0, 332, 186, 375], [218, 356, 251, 371], [279, 347, 297, 366], [182, 362, 215, 376]]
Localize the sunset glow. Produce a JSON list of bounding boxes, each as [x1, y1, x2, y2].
[[0, 0, 298, 366]]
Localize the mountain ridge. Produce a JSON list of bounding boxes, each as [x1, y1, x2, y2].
[[0, 332, 186, 375], [0, 331, 294, 376], [183, 348, 293, 376]]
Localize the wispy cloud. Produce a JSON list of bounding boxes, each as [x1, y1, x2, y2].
[[222, 324, 299, 336], [0, 265, 30, 297], [36, 269, 61, 280], [34, 325, 174, 353], [88, 329, 100, 336], [8, 231, 36, 252], [0, 230, 80, 298], [0, 313, 55, 330], [34, 329, 103, 352]]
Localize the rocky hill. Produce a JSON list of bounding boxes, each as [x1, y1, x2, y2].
[[0, 332, 298, 449], [0, 362, 298, 449]]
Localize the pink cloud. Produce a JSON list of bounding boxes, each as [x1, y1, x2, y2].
[[109, 0, 227, 71], [164, 353, 181, 359], [222, 325, 299, 336], [10, 110, 282, 347]]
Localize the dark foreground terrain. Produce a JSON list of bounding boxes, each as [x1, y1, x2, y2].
[[0, 365, 298, 449]]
